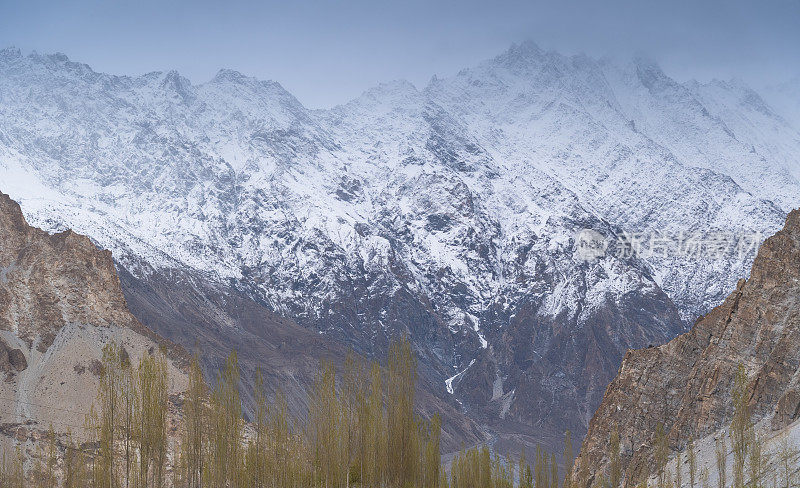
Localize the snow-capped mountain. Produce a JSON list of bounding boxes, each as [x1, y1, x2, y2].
[[0, 42, 797, 451]]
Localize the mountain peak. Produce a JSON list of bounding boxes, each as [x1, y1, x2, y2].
[[344, 79, 421, 110], [494, 40, 544, 68], [0, 46, 22, 62], [29, 50, 72, 65], [159, 69, 195, 102], [371, 79, 418, 94], [212, 68, 247, 83], [209, 68, 289, 96], [631, 55, 673, 91], [509, 40, 543, 57]]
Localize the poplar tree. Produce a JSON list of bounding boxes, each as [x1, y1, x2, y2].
[[550, 453, 559, 488], [387, 336, 418, 488], [0, 446, 25, 488], [747, 432, 765, 488], [268, 390, 294, 488], [341, 353, 364, 486], [730, 364, 751, 488], [687, 438, 697, 488], [507, 452, 516, 488], [64, 428, 88, 488], [715, 437, 726, 488], [208, 350, 243, 487], [252, 368, 268, 488], [700, 467, 709, 488], [87, 343, 125, 488], [655, 423, 669, 488], [420, 414, 442, 488], [370, 360, 387, 488], [535, 445, 548, 488], [138, 349, 169, 488], [777, 438, 799, 488], [480, 445, 492, 488], [120, 354, 137, 488], [563, 431, 573, 488], [182, 355, 206, 488], [309, 360, 345, 488], [45, 424, 57, 488], [520, 449, 534, 488]]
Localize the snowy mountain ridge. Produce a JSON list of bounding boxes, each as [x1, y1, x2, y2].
[[1, 41, 798, 449]]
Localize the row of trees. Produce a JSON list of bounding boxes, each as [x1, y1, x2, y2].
[[0, 337, 575, 488], [450, 438, 571, 488], [7, 349, 800, 488]]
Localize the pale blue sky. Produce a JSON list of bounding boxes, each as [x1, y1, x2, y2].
[[1, 0, 798, 108]]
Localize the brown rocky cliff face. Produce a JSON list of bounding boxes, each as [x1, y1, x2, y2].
[[0, 191, 144, 347], [0, 190, 189, 451], [571, 209, 800, 487]]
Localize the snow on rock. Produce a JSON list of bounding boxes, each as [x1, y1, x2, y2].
[[0, 43, 797, 448]]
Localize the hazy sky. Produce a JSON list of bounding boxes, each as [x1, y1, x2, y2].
[[1, 0, 798, 108]]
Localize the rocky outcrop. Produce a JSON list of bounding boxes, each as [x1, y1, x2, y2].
[[0, 336, 26, 377], [0, 192, 160, 345], [571, 209, 800, 486], [0, 190, 187, 437]]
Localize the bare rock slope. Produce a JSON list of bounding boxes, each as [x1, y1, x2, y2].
[[571, 208, 800, 486], [0, 190, 189, 449]]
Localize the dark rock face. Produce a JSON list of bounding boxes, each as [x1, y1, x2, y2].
[[0, 337, 27, 377], [571, 209, 800, 487], [117, 265, 486, 452]]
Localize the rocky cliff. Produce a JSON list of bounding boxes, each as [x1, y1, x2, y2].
[[0, 190, 189, 448], [571, 208, 800, 486]]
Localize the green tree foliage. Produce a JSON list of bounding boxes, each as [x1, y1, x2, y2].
[[730, 364, 752, 488], [387, 336, 418, 487], [91, 343, 124, 488], [0, 445, 26, 488], [22, 336, 789, 488], [449, 444, 556, 488], [688, 437, 697, 488], [0, 333, 452, 488], [208, 350, 243, 487], [715, 436, 727, 488], [777, 438, 799, 488], [138, 350, 169, 487], [309, 359, 346, 488], [181, 355, 205, 488], [563, 430, 573, 488]]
